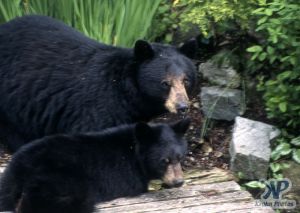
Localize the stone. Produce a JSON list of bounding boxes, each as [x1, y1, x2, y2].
[[192, 102, 200, 109], [202, 143, 213, 153], [198, 61, 241, 88], [214, 151, 223, 158], [200, 86, 245, 121], [230, 117, 280, 180]]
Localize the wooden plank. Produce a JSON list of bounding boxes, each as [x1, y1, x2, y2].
[[184, 168, 236, 185], [140, 202, 274, 213], [149, 168, 235, 191], [100, 181, 243, 208], [96, 181, 274, 212], [97, 191, 251, 212]]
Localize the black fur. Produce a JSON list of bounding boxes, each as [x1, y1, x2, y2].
[[0, 119, 190, 213], [0, 15, 196, 152]]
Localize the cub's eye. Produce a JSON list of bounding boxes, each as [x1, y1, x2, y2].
[[177, 154, 183, 161], [183, 78, 190, 87], [161, 81, 171, 88], [161, 158, 170, 164]]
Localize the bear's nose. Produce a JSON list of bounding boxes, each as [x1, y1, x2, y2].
[[172, 179, 184, 188], [176, 103, 188, 114]]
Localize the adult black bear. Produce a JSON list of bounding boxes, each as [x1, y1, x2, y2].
[[0, 118, 190, 213], [0, 15, 197, 152]]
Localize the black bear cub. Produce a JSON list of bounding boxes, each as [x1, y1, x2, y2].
[[0, 118, 190, 213]]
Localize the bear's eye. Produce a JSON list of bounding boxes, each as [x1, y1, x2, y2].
[[177, 154, 183, 161], [161, 81, 171, 88], [183, 78, 190, 87], [161, 158, 170, 164]]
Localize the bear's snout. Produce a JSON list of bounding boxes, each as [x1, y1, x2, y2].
[[165, 79, 189, 114], [162, 162, 184, 188]]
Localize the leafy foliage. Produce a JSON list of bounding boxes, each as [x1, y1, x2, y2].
[[147, 0, 179, 43], [174, 0, 262, 37], [247, 0, 300, 131], [268, 134, 300, 180], [0, 0, 162, 47], [246, 0, 300, 168]]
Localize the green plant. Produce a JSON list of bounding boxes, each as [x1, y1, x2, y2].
[[271, 135, 300, 164], [174, 0, 262, 37], [0, 0, 162, 47], [0, 0, 22, 21], [147, 0, 179, 43], [247, 0, 300, 131]]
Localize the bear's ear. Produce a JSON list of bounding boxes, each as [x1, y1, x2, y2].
[[134, 40, 154, 61], [178, 39, 197, 59], [171, 117, 191, 135], [135, 122, 154, 142]]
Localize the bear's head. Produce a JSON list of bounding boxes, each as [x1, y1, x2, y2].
[[134, 118, 190, 188], [134, 40, 197, 114]]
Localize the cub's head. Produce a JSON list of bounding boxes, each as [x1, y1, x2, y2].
[[134, 118, 190, 188], [134, 40, 197, 114]]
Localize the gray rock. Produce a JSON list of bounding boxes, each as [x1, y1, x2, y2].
[[200, 86, 245, 121], [198, 61, 241, 88], [230, 117, 280, 180]]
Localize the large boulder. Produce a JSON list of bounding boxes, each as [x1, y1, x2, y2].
[[230, 117, 280, 180], [198, 61, 240, 88], [200, 86, 245, 121]]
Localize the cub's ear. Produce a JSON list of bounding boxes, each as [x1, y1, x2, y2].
[[171, 117, 191, 135], [134, 40, 154, 61], [135, 122, 154, 142], [178, 39, 197, 59]]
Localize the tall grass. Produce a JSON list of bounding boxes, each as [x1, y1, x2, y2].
[[0, 0, 162, 47]]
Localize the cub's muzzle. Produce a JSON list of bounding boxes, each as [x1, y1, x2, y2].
[[162, 162, 184, 188]]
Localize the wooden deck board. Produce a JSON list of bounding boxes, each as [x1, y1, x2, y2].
[[97, 180, 273, 212]]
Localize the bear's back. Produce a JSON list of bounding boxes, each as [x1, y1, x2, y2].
[[0, 15, 107, 49]]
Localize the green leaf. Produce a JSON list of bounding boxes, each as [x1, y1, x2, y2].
[[292, 149, 300, 164], [291, 137, 300, 146], [279, 143, 292, 155], [290, 57, 297, 66], [237, 172, 246, 179], [245, 181, 265, 189], [270, 162, 281, 173], [253, 8, 265, 14], [265, 9, 273, 16], [258, 16, 268, 25], [270, 55, 277, 64], [271, 35, 278, 44], [267, 46, 275, 55], [278, 71, 292, 80], [251, 52, 259, 60], [273, 173, 283, 179], [247, 45, 263, 53], [279, 102, 287, 112], [269, 97, 280, 103], [271, 150, 282, 160], [259, 52, 267, 61], [281, 56, 290, 62], [272, 143, 292, 160]]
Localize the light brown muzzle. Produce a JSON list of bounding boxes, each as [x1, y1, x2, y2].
[[162, 162, 184, 188], [164, 79, 189, 114]]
